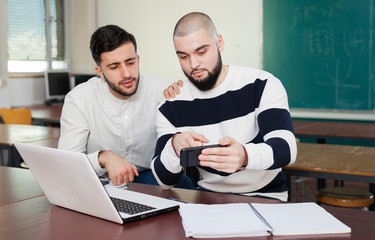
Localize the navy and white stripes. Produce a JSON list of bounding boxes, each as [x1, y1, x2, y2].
[[158, 78, 267, 127], [152, 65, 297, 201]]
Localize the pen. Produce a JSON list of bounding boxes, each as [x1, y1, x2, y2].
[[248, 203, 273, 235], [169, 197, 188, 204]]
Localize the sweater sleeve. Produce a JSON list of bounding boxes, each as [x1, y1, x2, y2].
[[151, 103, 183, 189], [243, 74, 297, 170]]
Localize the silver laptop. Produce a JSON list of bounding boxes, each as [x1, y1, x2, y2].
[[14, 142, 179, 224]]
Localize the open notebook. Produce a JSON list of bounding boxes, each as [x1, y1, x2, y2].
[[178, 202, 351, 238], [14, 142, 179, 224]]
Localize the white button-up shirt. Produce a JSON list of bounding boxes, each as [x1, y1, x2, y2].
[[58, 76, 169, 176]]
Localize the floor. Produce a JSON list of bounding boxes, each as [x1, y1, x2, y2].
[[289, 176, 370, 204]]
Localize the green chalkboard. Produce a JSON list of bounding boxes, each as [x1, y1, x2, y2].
[[263, 0, 375, 110]]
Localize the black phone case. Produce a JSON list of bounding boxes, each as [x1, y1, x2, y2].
[[180, 144, 222, 167]]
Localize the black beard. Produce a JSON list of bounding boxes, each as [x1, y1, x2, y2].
[[184, 53, 222, 91], [103, 73, 139, 97]]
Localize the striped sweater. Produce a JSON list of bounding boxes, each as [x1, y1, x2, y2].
[[151, 65, 297, 201]]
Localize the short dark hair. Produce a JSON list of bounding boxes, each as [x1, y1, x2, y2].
[[89, 25, 137, 65]]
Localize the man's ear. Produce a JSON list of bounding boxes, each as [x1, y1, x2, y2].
[[95, 65, 104, 79], [217, 34, 224, 52]]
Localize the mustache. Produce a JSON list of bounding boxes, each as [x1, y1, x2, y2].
[[190, 68, 207, 75], [119, 77, 136, 84]]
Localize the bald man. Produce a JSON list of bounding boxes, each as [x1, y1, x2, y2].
[[151, 12, 297, 201]]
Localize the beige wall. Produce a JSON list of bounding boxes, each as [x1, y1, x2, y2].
[[96, 0, 263, 82], [69, 0, 97, 74]]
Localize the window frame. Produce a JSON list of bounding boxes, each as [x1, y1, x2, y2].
[[1, 0, 70, 76]]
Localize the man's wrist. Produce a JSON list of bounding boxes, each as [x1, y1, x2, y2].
[[171, 132, 181, 156], [98, 150, 106, 168], [239, 145, 248, 171]]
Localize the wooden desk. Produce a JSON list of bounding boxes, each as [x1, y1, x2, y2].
[[284, 142, 375, 210], [0, 166, 43, 206], [27, 137, 60, 148], [0, 168, 374, 240], [28, 104, 62, 126], [0, 124, 60, 167], [293, 120, 375, 143]]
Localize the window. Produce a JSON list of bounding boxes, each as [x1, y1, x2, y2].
[[7, 0, 66, 73]]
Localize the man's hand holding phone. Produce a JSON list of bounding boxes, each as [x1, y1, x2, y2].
[[174, 133, 248, 173], [172, 131, 209, 157], [199, 136, 248, 173], [180, 144, 223, 167]]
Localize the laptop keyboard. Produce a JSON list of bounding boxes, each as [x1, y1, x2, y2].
[[110, 197, 156, 215]]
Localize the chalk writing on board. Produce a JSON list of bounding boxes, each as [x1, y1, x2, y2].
[[264, 0, 375, 110]]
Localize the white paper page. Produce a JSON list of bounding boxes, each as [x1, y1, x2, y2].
[[252, 202, 351, 236], [178, 203, 271, 238]]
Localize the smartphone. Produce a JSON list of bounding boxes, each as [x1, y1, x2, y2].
[[180, 144, 224, 167]]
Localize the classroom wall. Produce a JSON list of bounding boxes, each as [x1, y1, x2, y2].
[[9, 77, 45, 106], [96, 0, 263, 82], [5, 0, 263, 107], [69, 0, 97, 74]]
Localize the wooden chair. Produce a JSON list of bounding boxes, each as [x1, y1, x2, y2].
[[316, 187, 374, 210], [0, 108, 32, 125], [0, 107, 32, 168]]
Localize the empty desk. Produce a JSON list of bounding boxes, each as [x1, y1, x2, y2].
[[293, 120, 375, 143], [28, 104, 62, 126], [0, 124, 60, 167], [284, 142, 375, 210]]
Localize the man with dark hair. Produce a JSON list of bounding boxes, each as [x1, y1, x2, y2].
[[59, 25, 194, 188], [151, 13, 297, 200]]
